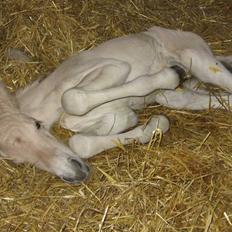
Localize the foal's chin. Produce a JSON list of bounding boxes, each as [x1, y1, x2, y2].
[[32, 151, 90, 184], [51, 154, 90, 183], [2, 147, 90, 184]]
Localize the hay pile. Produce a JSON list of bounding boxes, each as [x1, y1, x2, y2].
[[0, 0, 232, 231]]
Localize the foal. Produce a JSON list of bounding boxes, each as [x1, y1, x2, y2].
[[0, 82, 89, 183], [16, 26, 232, 161], [4, 26, 232, 183]]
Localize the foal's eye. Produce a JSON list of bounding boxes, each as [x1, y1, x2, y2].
[[35, 121, 41, 129]]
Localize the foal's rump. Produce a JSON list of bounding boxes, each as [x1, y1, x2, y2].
[[145, 26, 212, 55]]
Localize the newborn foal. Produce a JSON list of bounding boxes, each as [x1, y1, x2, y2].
[[4, 26, 231, 182], [0, 82, 89, 183], [16, 26, 232, 160]]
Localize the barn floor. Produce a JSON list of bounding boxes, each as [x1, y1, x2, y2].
[[0, 0, 232, 231]]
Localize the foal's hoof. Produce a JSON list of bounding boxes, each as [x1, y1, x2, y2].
[[139, 115, 169, 143]]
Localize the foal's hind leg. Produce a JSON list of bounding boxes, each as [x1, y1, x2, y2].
[[79, 61, 131, 90], [153, 79, 232, 110], [62, 68, 179, 115], [69, 115, 169, 158], [152, 54, 232, 110]]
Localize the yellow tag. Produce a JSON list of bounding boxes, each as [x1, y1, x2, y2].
[[209, 66, 221, 74], [176, 87, 184, 92]]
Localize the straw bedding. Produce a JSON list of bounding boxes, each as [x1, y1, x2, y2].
[[0, 0, 232, 231]]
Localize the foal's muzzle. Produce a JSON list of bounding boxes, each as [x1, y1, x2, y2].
[[61, 158, 90, 184]]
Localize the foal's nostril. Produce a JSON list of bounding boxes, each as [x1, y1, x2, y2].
[[70, 158, 90, 173], [64, 158, 90, 183], [59, 158, 90, 184], [70, 158, 82, 169]]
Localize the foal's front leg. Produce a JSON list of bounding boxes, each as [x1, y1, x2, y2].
[[62, 68, 179, 115], [61, 102, 138, 136], [69, 115, 169, 158]]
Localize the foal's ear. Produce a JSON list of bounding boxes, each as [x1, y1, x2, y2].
[[10, 92, 20, 108], [0, 81, 19, 109]]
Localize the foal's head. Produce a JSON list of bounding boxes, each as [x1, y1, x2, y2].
[[0, 83, 89, 183]]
